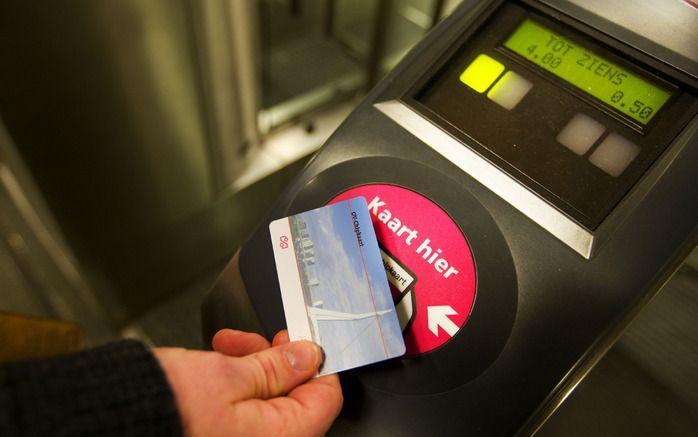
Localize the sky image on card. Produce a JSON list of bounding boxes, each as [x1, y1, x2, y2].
[[269, 197, 405, 375]]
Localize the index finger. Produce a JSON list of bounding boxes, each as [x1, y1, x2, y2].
[[272, 330, 289, 347], [283, 374, 343, 434], [212, 329, 271, 356], [287, 373, 343, 416], [229, 373, 343, 436]]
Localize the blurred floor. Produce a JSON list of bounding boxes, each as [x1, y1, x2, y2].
[[123, 263, 224, 349]]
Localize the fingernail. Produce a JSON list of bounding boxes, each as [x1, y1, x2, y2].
[[285, 341, 320, 371]]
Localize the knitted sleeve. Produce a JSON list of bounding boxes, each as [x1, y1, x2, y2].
[[0, 340, 183, 437]]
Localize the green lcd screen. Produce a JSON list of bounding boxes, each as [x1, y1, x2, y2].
[[504, 19, 671, 125]]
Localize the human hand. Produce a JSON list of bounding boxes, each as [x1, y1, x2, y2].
[[154, 329, 343, 437]]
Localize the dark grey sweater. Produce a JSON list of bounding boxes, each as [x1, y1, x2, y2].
[[0, 340, 183, 436]]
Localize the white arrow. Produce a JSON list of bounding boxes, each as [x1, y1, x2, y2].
[[427, 305, 459, 337]]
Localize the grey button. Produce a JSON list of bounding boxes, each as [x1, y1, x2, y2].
[[589, 133, 640, 177], [486, 71, 533, 110], [557, 113, 606, 155]]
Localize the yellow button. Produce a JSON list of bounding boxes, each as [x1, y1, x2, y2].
[[459, 54, 505, 93]]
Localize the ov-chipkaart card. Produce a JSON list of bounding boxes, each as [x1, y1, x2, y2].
[[269, 197, 405, 375]]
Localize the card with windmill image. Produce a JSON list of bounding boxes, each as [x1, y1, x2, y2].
[[269, 197, 405, 375]]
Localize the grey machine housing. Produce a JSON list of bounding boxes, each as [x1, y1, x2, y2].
[[203, 0, 698, 435]]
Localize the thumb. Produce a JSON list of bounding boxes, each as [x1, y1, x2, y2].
[[233, 340, 323, 400]]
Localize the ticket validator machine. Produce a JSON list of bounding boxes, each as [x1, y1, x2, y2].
[[203, 0, 698, 434]]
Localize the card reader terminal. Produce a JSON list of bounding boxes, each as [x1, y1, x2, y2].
[[202, 1, 698, 434]]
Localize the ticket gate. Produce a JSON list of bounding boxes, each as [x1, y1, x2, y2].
[[202, 0, 698, 434]]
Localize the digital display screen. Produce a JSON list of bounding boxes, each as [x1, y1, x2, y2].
[[504, 19, 672, 125]]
